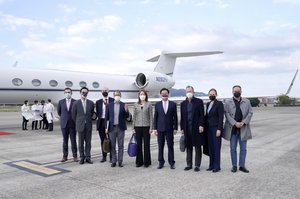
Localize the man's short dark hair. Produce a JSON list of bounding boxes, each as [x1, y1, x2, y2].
[[160, 88, 169, 94], [48, 99, 51, 103], [80, 87, 89, 92], [64, 87, 72, 93], [232, 85, 242, 90]]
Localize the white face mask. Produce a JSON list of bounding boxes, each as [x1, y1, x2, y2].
[[186, 92, 193, 99], [65, 93, 72, 99], [139, 95, 146, 101], [114, 96, 121, 102]]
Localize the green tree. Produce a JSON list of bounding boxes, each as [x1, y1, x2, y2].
[[277, 95, 290, 105], [248, 98, 260, 107]]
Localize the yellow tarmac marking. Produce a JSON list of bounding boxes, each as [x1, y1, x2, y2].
[[13, 161, 61, 175]]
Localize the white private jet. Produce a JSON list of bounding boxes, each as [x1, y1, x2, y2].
[[0, 51, 223, 104]]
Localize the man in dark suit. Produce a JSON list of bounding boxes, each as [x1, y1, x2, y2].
[[96, 86, 114, 163], [105, 90, 129, 167], [153, 88, 178, 169], [57, 88, 78, 162], [180, 86, 205, 172], [72, 87, 95, 165]]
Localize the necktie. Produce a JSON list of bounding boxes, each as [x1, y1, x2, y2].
[[83, 100, 86, 114], [67, 99, 70, 111]]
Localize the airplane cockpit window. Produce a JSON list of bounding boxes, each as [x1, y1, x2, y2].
[[79, 81, 87, 87], [32, 79, 41, 87], [92, 82, 99, 88], [65, 81, 73, 87], [12, 78, 23, 86], [49, 80, 58, 87]]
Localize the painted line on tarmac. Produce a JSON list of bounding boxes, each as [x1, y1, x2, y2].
[[4, 160, 70, 177], [3, 139, 164, 177]]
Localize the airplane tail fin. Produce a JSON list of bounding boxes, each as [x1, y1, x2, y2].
[[147, 51, 223, 76], [12, 61, 18, 67], [285, 69, 299, 96]]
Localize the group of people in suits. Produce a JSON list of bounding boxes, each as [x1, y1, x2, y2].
[[56, 84, 253, 173]]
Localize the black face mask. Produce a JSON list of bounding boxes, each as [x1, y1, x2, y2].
[[234, 92, 241, 98], [102, 91, 108, 97], [209, 96, 216, 101]]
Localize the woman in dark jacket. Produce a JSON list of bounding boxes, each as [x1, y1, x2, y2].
[[205, 88, 224, 172]]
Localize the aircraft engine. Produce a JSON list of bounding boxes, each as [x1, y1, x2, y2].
[[135, 72, 175, 91]]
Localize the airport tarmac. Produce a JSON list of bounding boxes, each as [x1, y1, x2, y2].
[[0, 107, 300, 199]]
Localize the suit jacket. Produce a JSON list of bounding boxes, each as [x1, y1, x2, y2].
[[95, 97, 114, 130], [105, 102, 129, 132], [153, 100, 178, 132], [223, 98, 253, 141], [205, 100, 224, 130], [57, 98, 76, 129], [180, 97, 205, 147], [71, 99, 94, 132]]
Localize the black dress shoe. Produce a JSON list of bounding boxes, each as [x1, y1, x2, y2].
[[194, 167, 200, 172], [111, 163, 116, 167], [170, 165, 175, 170], [157, 165, 163, 169], [86, 159, 93, 164], [144, 165, 149, 168], [231, 166, 237, 173], [239, 167, 249, 173], [184, 166, 192, 171], [136, 164, 143, 167], [213, 169, 220, 173], [206, 168, 213, 171], [100, 157, 107, 163], [118, 163, 123, 167], [79, 159, 85, 164], [61, 156, 67, 162]]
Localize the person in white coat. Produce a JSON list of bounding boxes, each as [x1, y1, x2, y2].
[[31, 100, 42, 130], [21, 100, 32, 130], [44, 99, 55, 131]]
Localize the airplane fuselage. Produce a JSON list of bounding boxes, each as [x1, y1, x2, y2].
[[1, 68, 175, 104]]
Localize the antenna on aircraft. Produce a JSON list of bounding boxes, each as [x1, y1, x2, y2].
[[12, 61, 18, 67], [285, 69, 299, 96]]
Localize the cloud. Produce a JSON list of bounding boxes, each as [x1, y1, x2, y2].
[[0, 0, 13, 4], [0, 12, 53, 30], [64, 15, 123, 35], [273, 0, 300, 4], [113, 0, 127, 6], [58, 4, 77, 14], [215, 0, 229, 8], [19, 35, 99, 63]]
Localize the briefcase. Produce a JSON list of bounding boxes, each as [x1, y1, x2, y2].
[[127, 134, 138, 157], [103, 135, 111, 153]]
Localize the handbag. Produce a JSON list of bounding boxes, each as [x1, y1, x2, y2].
[[127, 133, 138, 157], [102, 134, 111, 153], [179, 134, 185, 152]]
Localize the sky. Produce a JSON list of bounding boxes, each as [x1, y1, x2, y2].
[[0, 0, 300, 97]]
